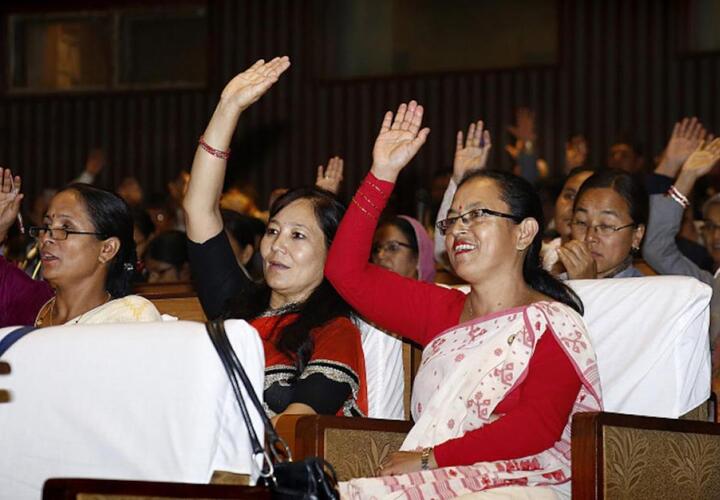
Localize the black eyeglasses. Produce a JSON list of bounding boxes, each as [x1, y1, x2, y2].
[[436, 208, 522, 235], [372, 240, 413, 255], [29, 226, 107, 241]]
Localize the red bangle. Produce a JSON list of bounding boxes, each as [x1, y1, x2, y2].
[[199, 135, 231, 160]]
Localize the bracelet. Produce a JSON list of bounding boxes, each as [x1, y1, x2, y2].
[[667, 185, 690, 209], [199, 135, 231, 160], [420, 447, 432, 471]]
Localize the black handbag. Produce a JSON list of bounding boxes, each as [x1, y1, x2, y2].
[[205, 319, 340, 500]]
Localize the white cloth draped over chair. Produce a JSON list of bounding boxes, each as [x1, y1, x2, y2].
[[0, 319, 265, 500], [568, 276, 711, 418]]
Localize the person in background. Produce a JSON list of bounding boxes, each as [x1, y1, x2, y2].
[[608, 133, 645, 175], [372, 216, 435, 282], [221, 209, 265, 281], [541, 166, 594, 273], [143, 230, 191, 284], [556, 169, 648, 279], [116, 177, 144, 208], [642, 138, 720, 391], [0, 168, 53, 326], [131, 207, 155, 261], [71, 148, 106, 185]]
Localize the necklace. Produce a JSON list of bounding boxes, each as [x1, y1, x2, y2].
[[258, 301, 302, 318], [36, 292, 112, 327]]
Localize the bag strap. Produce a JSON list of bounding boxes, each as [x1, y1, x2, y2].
[[205, 320, 293, 474], [0, 326, 37, 358]]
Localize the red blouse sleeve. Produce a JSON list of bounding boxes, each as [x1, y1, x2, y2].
[[325, 173, 466, 347], [433, 333, 581, 466]]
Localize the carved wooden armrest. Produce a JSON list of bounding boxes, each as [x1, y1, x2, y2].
[[275, 415, 413, 481], [571, 411, 720, 500]]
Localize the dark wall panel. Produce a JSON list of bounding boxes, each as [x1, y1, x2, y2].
[[1, 0, 718, 213]]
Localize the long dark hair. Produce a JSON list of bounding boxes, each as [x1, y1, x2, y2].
[[457, 170, 584, 314], [225, 187, 353, 372], [62, 183, 136, 298]]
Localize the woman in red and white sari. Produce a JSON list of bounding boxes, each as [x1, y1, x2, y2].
[[325, 101, 602, 499]]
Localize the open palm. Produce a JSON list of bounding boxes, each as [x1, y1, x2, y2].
[[372, 101, 430, 180], [682, 138, 720, 179], [664, 117, 707, 173], [454, 120, 492, 182], [220, 57, 290, 114], [0, 168, 23, 237]]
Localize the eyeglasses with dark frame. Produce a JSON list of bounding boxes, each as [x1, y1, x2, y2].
[[28, 226, 107, 241], [371, 240, 413, 255], [436, 208, 522, 236], [570, 220, 636, 236]]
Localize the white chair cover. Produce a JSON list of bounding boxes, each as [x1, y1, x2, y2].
[[450, 275, 711, 418], [569, 276, 711, 418], [354, 318, 404, 420], [0, 319, 265, 500]]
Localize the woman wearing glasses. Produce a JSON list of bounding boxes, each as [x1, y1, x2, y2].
[[557, 169, 648, 279], [371, 216, 435, 282], [31, 184, 160, 326], [326, 101, 600, 499]]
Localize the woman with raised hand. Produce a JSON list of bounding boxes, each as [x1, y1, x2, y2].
[[32, 183, 161, 326], [326, 101, 601, 499], [183, 57, 367, 423], [642, 138, 720, 389], [0, 168, 54, 327]]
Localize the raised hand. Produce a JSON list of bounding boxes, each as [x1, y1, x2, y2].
[[371, 101, 430, 182], [557, 239, 597, 279], [84, 148, 106, 176], [507, 107, 536, 143], [681, 138, 720, 179], [565, 135, 588, 170], [0, 167, 23, 241], [316, 156, 344, 194], [658, 117, 708, 177], [453, 120, 492, 183], [219, 56, 291, 115]]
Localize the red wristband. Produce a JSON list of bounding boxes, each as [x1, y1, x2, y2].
[[199, 135, 231, 160]]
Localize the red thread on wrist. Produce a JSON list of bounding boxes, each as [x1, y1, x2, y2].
[[199, 136, 231, 160]]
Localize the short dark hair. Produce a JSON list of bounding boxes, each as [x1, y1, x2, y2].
[[145, 230, 188, 272], [62, 183, 136, 298], [131, 207, 155, 239], [457, 170, 584, 314], [221, 209, 266, 248], [574, 168, 649, 226]]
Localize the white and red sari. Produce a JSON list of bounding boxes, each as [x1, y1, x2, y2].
[[340, 301, 602, 499]]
